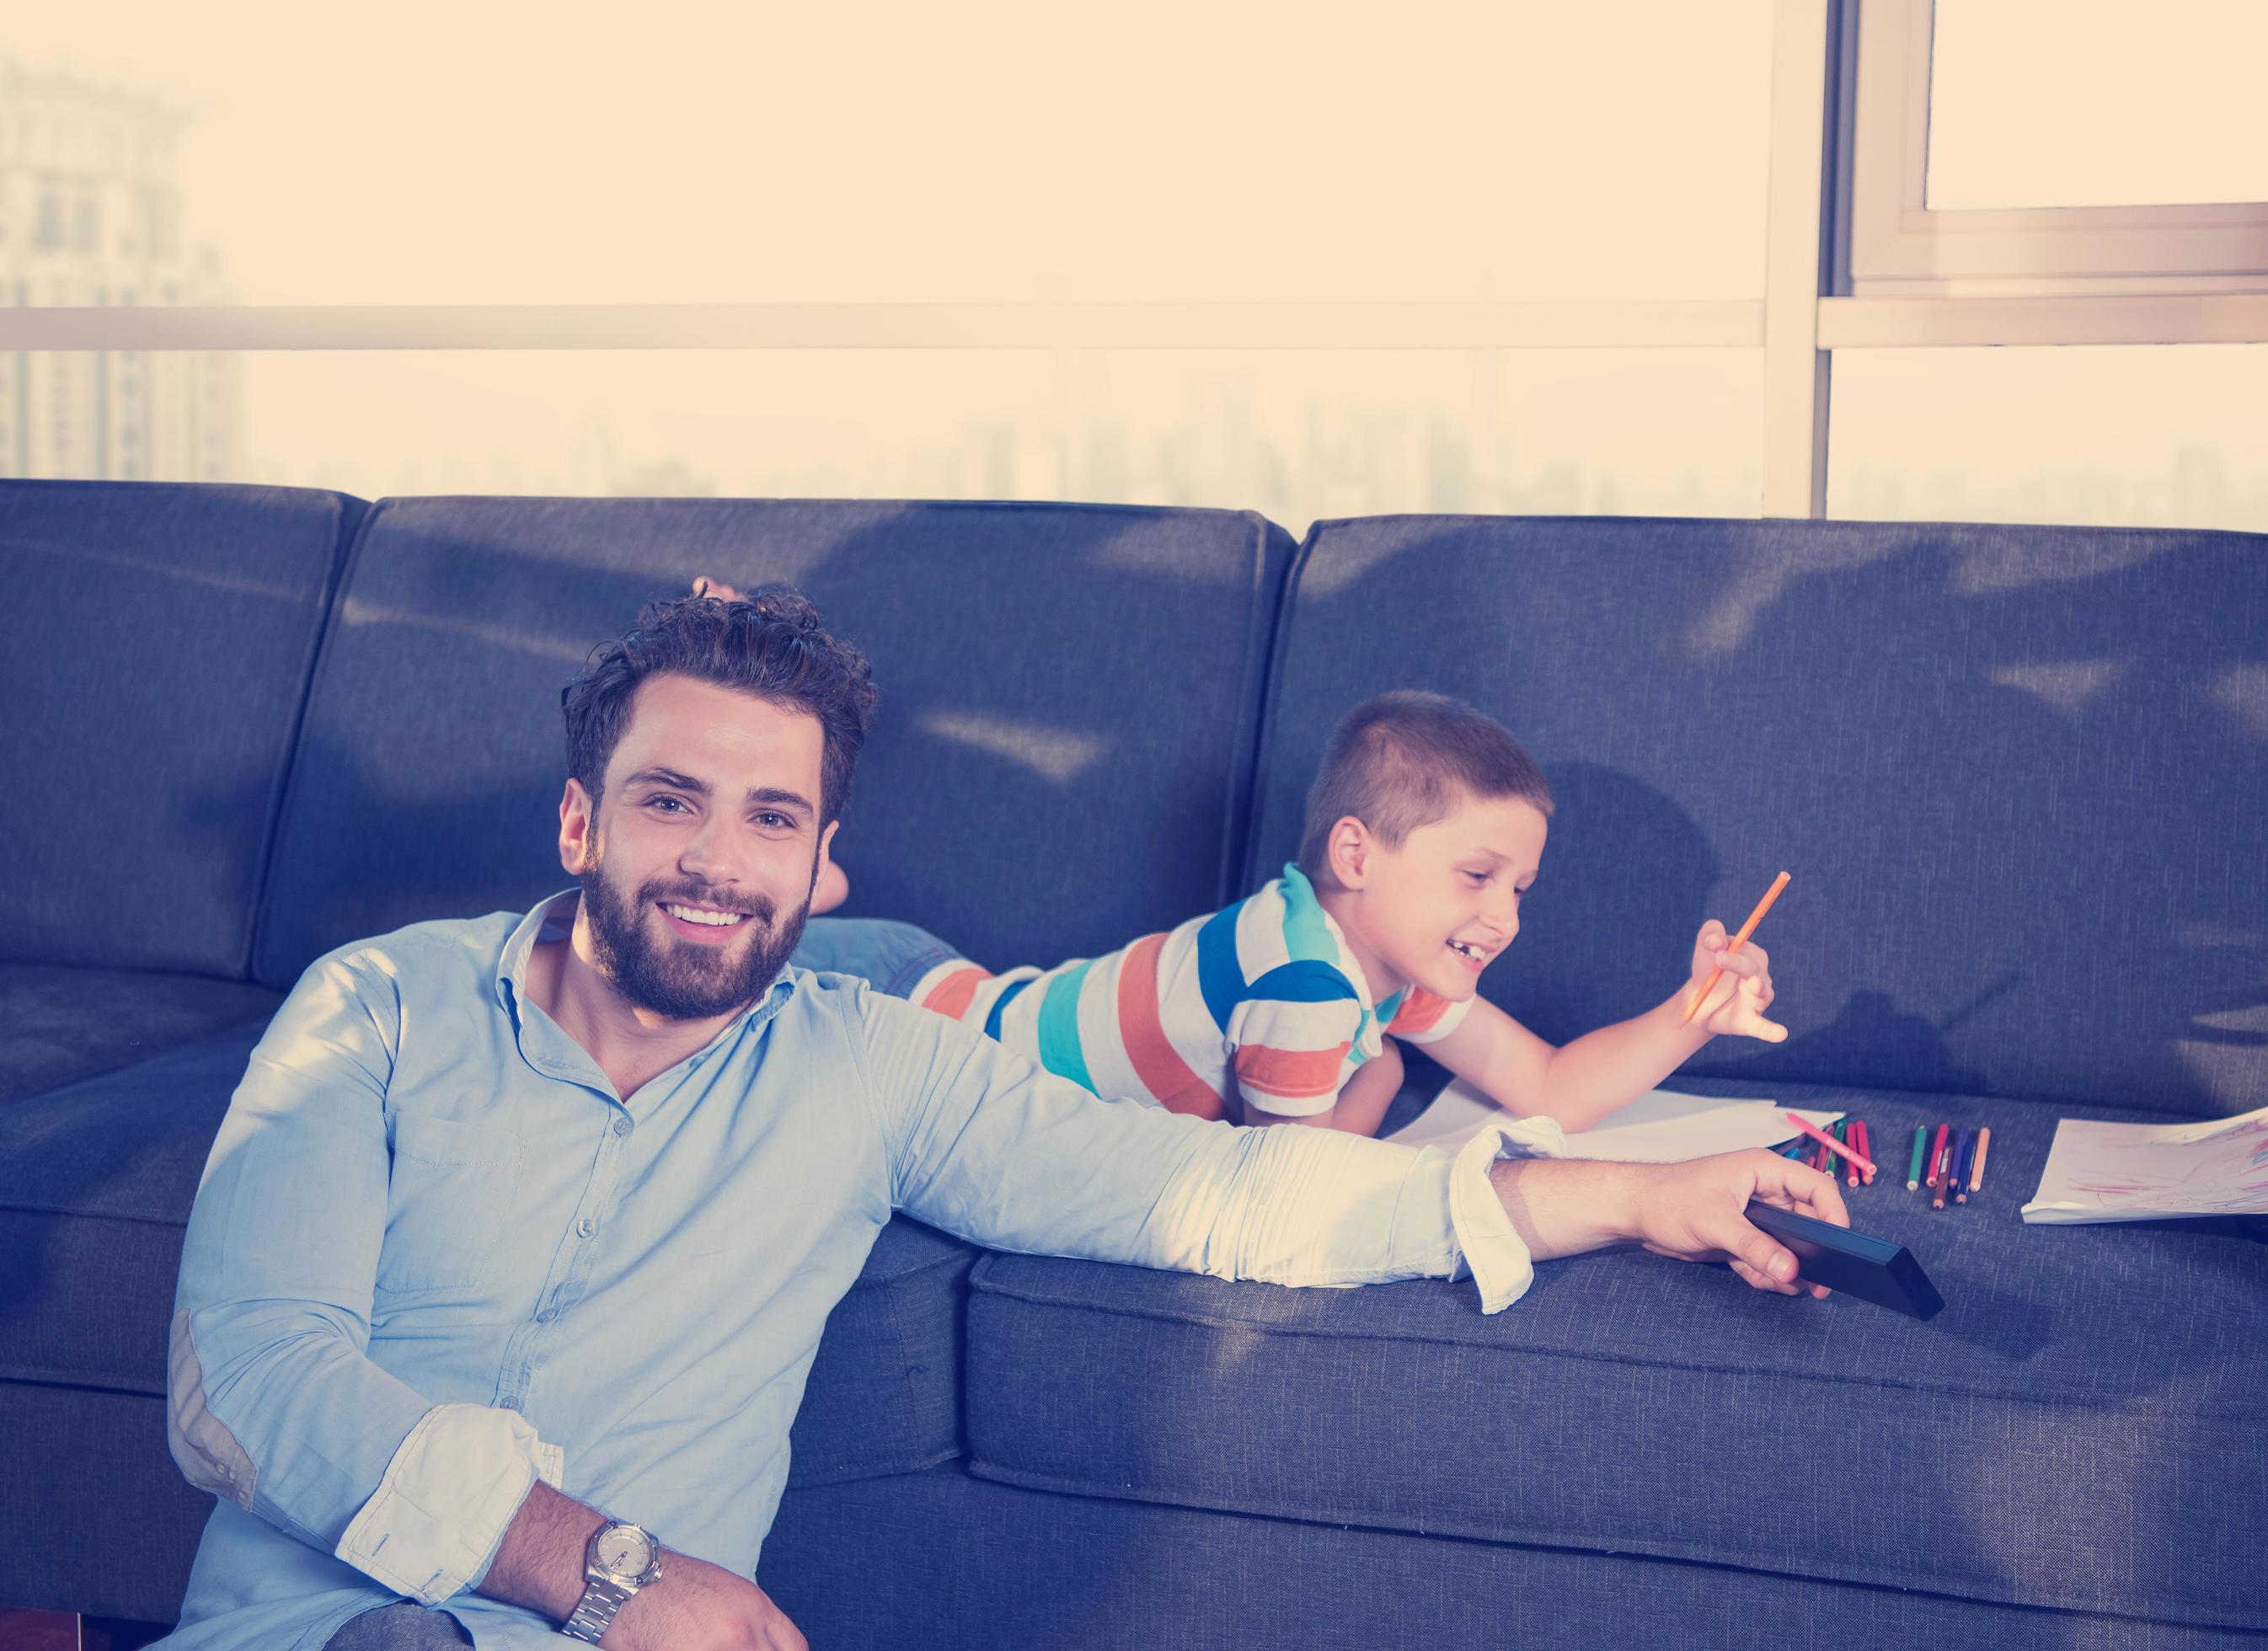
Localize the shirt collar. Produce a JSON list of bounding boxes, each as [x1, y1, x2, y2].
[[492, 888, 799, 1039], [1276, 861, 1393, 1026]]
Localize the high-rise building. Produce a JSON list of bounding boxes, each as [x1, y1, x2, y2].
[[0, 59, 243, 482]]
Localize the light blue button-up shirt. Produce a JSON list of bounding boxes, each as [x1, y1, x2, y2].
[[159, 892, 1561, 1649]]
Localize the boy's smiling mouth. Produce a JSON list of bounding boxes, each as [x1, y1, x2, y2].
[[1447, 938, 1489, 967]]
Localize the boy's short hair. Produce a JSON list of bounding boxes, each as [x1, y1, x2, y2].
[[563, 584, 878, 825], [1296, 691, 1552, 879]]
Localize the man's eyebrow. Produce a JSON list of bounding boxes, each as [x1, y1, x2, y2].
[[744, 786, 816, 816], [623, 766, 710, 794]]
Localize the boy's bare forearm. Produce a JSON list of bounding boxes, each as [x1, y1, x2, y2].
[[1534, 990, 1712, 1131]]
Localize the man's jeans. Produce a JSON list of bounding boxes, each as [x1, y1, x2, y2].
[[324, 1603, 473, 1648], [788, 916, 964, 1000]]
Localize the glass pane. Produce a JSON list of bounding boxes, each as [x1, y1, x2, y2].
[[1827, 346, 2268, 532], [0, 349, 1763, 534], [1928, 1, 2268, 210], [5, 3, 1771, 305]]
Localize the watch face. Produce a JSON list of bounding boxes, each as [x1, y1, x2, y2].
[[594, 1523, 655, 1582]]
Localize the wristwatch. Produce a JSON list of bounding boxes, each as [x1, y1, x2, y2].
[[559, 1519, 663, 1643]]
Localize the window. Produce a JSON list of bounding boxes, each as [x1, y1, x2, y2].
[[1828, 346, 2268, 533], [1845, 0, 2268, 294], [1926, 2, 2268, 211], [1, 3, 1779, 528]]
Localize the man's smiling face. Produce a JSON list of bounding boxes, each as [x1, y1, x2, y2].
[[559, 672, 837, 1022]]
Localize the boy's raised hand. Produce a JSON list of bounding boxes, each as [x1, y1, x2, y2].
[[1686, 920, 1786, 1043]]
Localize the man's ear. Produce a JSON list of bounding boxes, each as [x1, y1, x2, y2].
[[817, 818, 840, 873], [559, 778, 596, 875], [1327, 815, 1373, 890]]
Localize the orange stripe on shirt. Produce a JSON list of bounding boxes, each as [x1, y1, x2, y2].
[[1233, 1041, 1353, 1101], [921, 964, 991, 1019], [1117, 931, 1225, 1119], [1387, 987, 1454, 1037]]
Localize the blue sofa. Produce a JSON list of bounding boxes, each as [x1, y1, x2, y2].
[[3, 480, 2262, 1647]]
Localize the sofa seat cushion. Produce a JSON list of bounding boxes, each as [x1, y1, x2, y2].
[[787, 1216, 976, 1488], [0, 1019, 269, 1392], [961, 1077, 2268, 1632], [0, 964, 282, 1107]]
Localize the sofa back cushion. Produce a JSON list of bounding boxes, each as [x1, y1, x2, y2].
[[1249, 516, 2268, 1117], [255, 497, 1291, 987], [0, 480, 361, 975]]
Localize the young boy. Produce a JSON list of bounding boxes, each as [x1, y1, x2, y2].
[[789, 688, 1786, 1138]]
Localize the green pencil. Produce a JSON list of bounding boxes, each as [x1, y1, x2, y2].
[[1907, 1125, 1928, 1191]]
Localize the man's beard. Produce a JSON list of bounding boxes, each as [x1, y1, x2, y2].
[[579, 844, 813, 1022]]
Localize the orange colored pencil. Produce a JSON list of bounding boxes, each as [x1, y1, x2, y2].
[[1682, 871, 1792, 1024]]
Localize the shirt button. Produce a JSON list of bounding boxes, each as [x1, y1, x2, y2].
[[576, 1218, 596, 1238], [613, 1116, 633, 1138], [499, 1396, 521, 1411], [536, 1306, 559, 1325]]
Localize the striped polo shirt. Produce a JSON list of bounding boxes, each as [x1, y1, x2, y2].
[[907, 864, 1473, 1121]]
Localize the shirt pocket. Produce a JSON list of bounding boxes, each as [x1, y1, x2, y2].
[[381, 1114, 527, 1293]]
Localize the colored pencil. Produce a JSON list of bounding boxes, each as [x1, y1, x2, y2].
[[1952, 1127, 1975, 1204], [1853, 1119, 1874, 1185], [1682, 871, 1792, 1024], [1839, 1119, 1860, 1188], [1970, 1127, 1992, 1194], [1783, 1113, 1877, 1179], [1930, 1123, 1951, 1209], [1907, 1125, 1927, 1191]]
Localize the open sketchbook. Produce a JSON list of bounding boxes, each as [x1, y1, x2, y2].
[[2020, 1103, 2268, 1225], [1386, 1077, 1843, 1163]]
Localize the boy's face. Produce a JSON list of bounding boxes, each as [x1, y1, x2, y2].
[[1351, 793, 1547, 1003]]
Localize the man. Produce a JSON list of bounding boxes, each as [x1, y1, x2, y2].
[[161, 586, 1843, 1649]]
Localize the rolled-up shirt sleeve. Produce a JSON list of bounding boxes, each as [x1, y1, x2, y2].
[[851, 988, 1571, 1312], [168, 952, 559, 1604]]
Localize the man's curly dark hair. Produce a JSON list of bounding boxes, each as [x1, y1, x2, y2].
[[562, 585, 879, 825]]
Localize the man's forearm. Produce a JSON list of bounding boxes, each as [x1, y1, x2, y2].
[[1486, 1153, 1645, 1262], [479, 1479, 606, 1623], [1536, 990, 1711, 1130]]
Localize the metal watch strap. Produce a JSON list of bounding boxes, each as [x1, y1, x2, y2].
[[559, 1574, 634, 1643]]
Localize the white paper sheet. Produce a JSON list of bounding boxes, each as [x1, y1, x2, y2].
[[2020, 1103, 2268, 1225], [1386, 1077, 1843, 1163]]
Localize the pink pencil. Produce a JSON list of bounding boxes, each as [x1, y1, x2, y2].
[[1784, 1113, 1877, 1179]]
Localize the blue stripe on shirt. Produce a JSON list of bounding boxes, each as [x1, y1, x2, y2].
[[1277, 863, 1337, 962], [1034, 959, 1096, 1091], [984, 976, 1034, 1040], [1194, 901, 1247, 1033], [1245, 960, 1361, 1006]]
